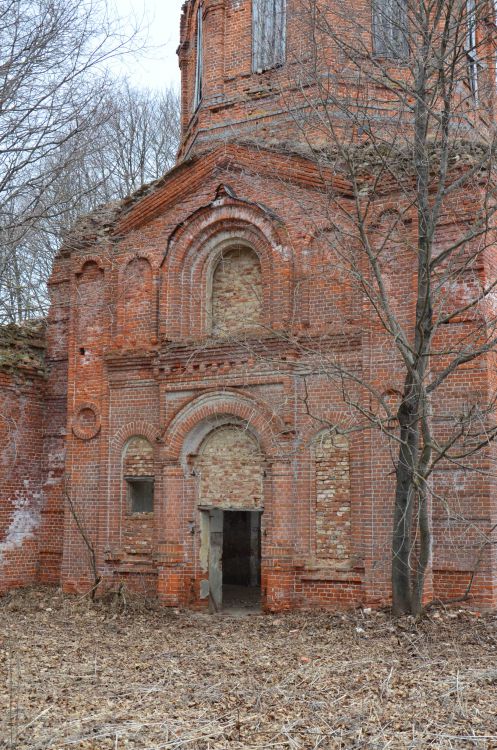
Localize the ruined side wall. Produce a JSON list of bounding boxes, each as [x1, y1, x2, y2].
[[0, 327, 46, 592], [37, 271, 70, 585]]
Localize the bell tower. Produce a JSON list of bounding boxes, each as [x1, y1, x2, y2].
[[176, 0, 497, 163], [177, 0, 294, 161]]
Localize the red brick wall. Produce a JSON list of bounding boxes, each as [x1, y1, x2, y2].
[[49, 153, 497, 611], [3, 151, 495, 611], [61, 257, 108, 593], [38, 275, 69, 587], [0, 288, 69, 593], [0, 359, 46, 593]]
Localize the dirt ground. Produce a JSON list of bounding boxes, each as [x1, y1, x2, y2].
[[1, 587, 497, 749]]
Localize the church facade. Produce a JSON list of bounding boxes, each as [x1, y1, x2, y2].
[[1, 0, 497, 611]]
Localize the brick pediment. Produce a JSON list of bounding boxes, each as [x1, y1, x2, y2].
[[114, 143, 352, 236]]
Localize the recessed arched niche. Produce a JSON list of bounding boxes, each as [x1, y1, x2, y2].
[[210, 244, 263, 337], [123, 436, 155, 514], [122, 257, 154, 345], [76, 261, 105, 349]]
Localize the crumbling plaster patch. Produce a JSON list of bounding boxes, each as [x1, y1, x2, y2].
[[0, 482, 44, 565]]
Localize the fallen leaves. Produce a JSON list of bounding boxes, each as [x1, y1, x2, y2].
[[0, 587, 497, 749]]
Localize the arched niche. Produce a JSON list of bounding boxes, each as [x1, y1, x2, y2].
[[122, 257, 154, 345], [160, 195, 291, 340], [123, 436, 155, 514], [209, 243, 263, 336], [75, 260, 105, 348], [373, 210, 415, 331]]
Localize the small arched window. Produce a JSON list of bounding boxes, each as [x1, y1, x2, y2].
[[211, 245, 263, 336], [123, 437, 154, 514]]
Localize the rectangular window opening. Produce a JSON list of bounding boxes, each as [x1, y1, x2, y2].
[[465, 0, 479, 101], [194, 4, 203, 110], [252, 0, 287, 73], [126, 477, 154, 514], [372, 0, 409, 60]]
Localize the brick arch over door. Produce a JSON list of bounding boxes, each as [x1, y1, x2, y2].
[[160, 200, 292, 339], [160, 390, 286, 470]]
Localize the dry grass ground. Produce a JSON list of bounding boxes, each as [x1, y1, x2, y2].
[[1, 587, 497, 749]]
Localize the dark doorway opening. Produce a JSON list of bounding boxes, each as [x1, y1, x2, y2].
[[222, 510, 261, 610]]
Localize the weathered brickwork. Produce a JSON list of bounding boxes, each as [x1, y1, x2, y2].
[[2, 0, 497, 610], [177, 0, 497, 162], [124, 437, 155, 477], [122, 258, 155, 347], [0, 325, 46, 592]]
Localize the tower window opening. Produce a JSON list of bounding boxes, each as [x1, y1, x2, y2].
[[372, 0, 409, 60], [252, 0, 286, 73], [194, 4, 203, 109], [465, 0, 479, 101]]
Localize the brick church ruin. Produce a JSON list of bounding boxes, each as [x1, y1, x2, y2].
[[2, 0, 497, 611]]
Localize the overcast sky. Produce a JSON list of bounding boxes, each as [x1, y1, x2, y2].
[[110, 0, 184, 91]]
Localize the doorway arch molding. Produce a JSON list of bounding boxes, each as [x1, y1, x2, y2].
[[160, 389, 286, 471]]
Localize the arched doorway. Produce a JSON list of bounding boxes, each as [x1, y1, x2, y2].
[[195, 425, 264, 611]]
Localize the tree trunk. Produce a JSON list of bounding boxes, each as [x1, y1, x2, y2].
[[412, 487, 431, 616], [391, 380, 420, 615]]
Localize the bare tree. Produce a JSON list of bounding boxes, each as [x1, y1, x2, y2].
[[0, 56, 180, 322], [0, 0, 174, 322], [95, 82, 180, 200], [245, 0, 497, 614]]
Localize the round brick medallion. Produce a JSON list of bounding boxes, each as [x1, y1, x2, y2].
[[72, 404, 101, 440]]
